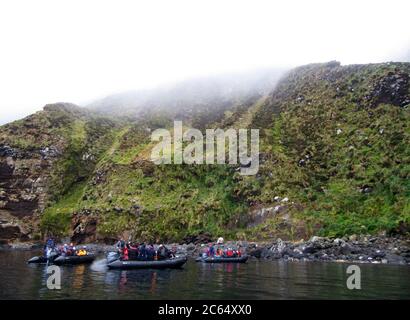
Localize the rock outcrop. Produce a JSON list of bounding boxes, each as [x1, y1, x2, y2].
[[0, 145, 56, 242]]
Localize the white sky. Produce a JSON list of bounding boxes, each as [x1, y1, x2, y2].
[[0, 0, 409, 124]]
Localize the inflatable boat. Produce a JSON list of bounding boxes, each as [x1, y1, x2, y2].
[[195, 255, 248, 263], [53, 254, 96, 265], [107, 255, 188, 269], [27, 252, 59, 264]]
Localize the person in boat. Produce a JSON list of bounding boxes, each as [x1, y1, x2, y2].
[[45, 246, 53, 259], [65, 242, 76, 256], [226, 247, 234, 257], [62, 243, 72, 256], [46, 237, 55, 248], [200, 244, 206, 258], [116, 238, 126, 253], [138, 242, 147, 260], [43, 237, 56, 257], [171, 245, 177, 257], [127, 242, 139, 260], [77, 246, 87, 256], [207, 243, 215, 257], [146, 244, 155, 260], [157, 244, 171, 260], [216, 247, 224, 257], [122, 246, 129, 260]]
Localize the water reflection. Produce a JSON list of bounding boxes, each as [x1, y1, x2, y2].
[[72, 265, 86, 290], [150, 272, 157, 294], [119, 271, 127, 289], [102, 269, 171, 298], [1, 251, 410, 300]]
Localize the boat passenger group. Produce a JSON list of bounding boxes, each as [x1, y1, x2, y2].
[[115, 239, 176, 261], [43, 238, 88, 258], [115, 237, 242, 261], [199, 237, 243, 259], [42, 236, 242, 262]]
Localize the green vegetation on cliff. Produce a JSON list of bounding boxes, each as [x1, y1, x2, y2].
[[1, 62, 409, 242], [244, 62, 410, 238]]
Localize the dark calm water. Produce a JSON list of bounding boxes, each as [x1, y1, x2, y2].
[[0, 250, 409, 299]]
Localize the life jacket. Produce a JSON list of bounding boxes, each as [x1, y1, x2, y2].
[[123, 247, 129, 260]]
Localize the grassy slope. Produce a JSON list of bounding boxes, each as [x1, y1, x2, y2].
[[33, 95, 262, 241], [3, 63, 409, 242], [73, 96, 263, 242], [244, 62, 410, 238]]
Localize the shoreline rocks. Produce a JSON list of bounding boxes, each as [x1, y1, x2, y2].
[[1, 235, 409, 265], [244, 235, 410, 265]]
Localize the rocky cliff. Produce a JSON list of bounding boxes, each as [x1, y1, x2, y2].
[[0, 62, 409, 244]]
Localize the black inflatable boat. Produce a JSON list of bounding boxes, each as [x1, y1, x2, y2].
[[195, 255, 248, 263], [28, 252, 59, 264], [107, 255, 188, 269], [53, 254, 96, 265]]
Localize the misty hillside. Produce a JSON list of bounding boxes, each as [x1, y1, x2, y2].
[[87, 68, 285, 128], [0, 62, 409, 244]]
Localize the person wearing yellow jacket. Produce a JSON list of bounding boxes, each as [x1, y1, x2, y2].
[[76, 246, 87, 256]]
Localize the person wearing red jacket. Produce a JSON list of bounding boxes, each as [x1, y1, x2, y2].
[[122, 246, 129, 261]]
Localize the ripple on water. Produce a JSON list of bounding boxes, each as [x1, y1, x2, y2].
[[0, 251, 409, 299]]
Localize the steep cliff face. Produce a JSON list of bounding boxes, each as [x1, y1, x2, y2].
[[244, 61, 410, 238], [0, 62, 409, 244], [0, 145, 51, 242], [0, 103, 119, 242], [0, 107, 66, 242]]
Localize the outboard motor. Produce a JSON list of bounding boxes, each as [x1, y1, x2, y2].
[[107, 252, 120, 264]]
